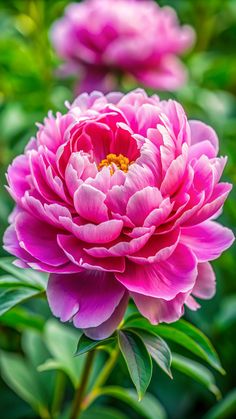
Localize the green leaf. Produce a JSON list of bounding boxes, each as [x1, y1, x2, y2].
[[0, 350, 50, 418], [203, 388, 236, 419], [171, 353, 221, 399], [38, 359, 67, 374], [0, 287, 40, 316], [0, 306, 44, 331], [0, 257, 47, 289], [22, 330, 56, 405], [124, 316, 224, 373], [75, 333, 115, 356], [44, 319, 85, 387], [118, 330, 152, 400], [98, 386, 167, 419], [134, 329, 172, 378]]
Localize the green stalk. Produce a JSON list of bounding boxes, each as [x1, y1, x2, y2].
[[69, 351, 96, 419], [82, 346, 119, 411]]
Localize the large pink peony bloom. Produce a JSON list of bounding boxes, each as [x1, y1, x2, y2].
[[51, 0, 195, 93], [4, 89, 234, 339]]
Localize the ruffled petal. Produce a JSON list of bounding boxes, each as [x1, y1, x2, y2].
[[189, 120, 219, 154], [132, 292, 187, 324], [116, 243, 197, 299], [47, 270, 125, 328], [181, 221, 235, 262], [192, 262, 216, 299], [84, 292, 129, 339]]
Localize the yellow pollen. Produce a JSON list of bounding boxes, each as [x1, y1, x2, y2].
[[98, 153, 131, 174]]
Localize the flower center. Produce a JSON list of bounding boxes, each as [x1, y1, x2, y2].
[[98, 153, 131, 174]]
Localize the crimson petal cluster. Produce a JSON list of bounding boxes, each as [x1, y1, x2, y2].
[[4, 89, 234, 339], [51, 0, 195, 93]]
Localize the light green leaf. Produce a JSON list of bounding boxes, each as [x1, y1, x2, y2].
[[203, 388, 236, 419], [44, 319, 85, 387], [0, 287, 40, 316], [75, 333, 115, 356], [118, 330, 152, 400], [135, 329, 172, 378], [124, 316, 223, 373], [22, 330, 56, 406], [0, 257, 47, 289], [98, 386, 167, 419], [38, 359, 67, 374], [171, 353, 221, 399], [0, 350, 50, 419], [0, 306, 44, 331]]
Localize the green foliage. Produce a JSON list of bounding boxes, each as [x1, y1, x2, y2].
[[118, 330, 153, 400], [97, 387, 167, 419], [124, 315, 224, 374]]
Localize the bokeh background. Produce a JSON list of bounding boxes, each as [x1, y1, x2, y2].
[[0, 1, 235, 418]]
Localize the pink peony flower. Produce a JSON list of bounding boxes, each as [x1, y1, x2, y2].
[[51, 0, 195, 93], [4, 89, 234, 339]]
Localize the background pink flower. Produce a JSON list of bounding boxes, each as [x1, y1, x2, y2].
[[51, 0, 195, 93], [4, 89, 234, 339]]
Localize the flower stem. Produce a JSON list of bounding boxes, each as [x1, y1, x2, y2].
[[82, 346, 119, 410], [69, 350, 96, 419]]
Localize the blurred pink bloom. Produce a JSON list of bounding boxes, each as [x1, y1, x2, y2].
[[51, 0, 195, 93], [4, 89, 234, 339]]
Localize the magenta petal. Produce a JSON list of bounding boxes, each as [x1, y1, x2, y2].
[[181, 221, 235, 262], [7, 155, 30, 201], [74, 184, 109, 223], [128, 229, 180, 264], [189, 120, 219, 153], [126, 186, 163, 226], [134, 56, 187, 91], [57, 234, 125, 272], [60, 218, 123, 244], [15, 212, 68, 267], [132, 292, 187, 324], [116, 244, 197, 299], [192, 262, 216, 299], [84, 292, 129, 339], [47, 271, 125, 328]]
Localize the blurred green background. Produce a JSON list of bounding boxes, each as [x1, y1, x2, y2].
[[0, 0, 235, 418]]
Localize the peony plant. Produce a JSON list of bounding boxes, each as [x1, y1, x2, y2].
[[2, 89, 234, 416], [50, 0, 195, 93]]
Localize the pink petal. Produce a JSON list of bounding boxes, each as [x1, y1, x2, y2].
[[116, 243, 197, 299], [85, 227, 155, 257], [47, 271, 125, 328], [57, 234, 125, 272], [132, 292, 187, 324], [181, 221, 235, 262], [60, 217, 123, 244], [160, 144, 188, 196], [128, 228, 180, 264], [7, 155, 30, 201], [185, 183, 232, 225], [15, 212, 68, 267], [189, 140, 217, 160], [126, 186, 163, 226], [84, 292, 129, 339], [192, 262, 216, 299], [133, 56, 187, 91], [189, 120, 219, 154], [74, 184, 109, 223]]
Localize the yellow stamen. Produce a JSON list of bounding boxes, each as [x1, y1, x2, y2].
[[98, 153, 131, 175]]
